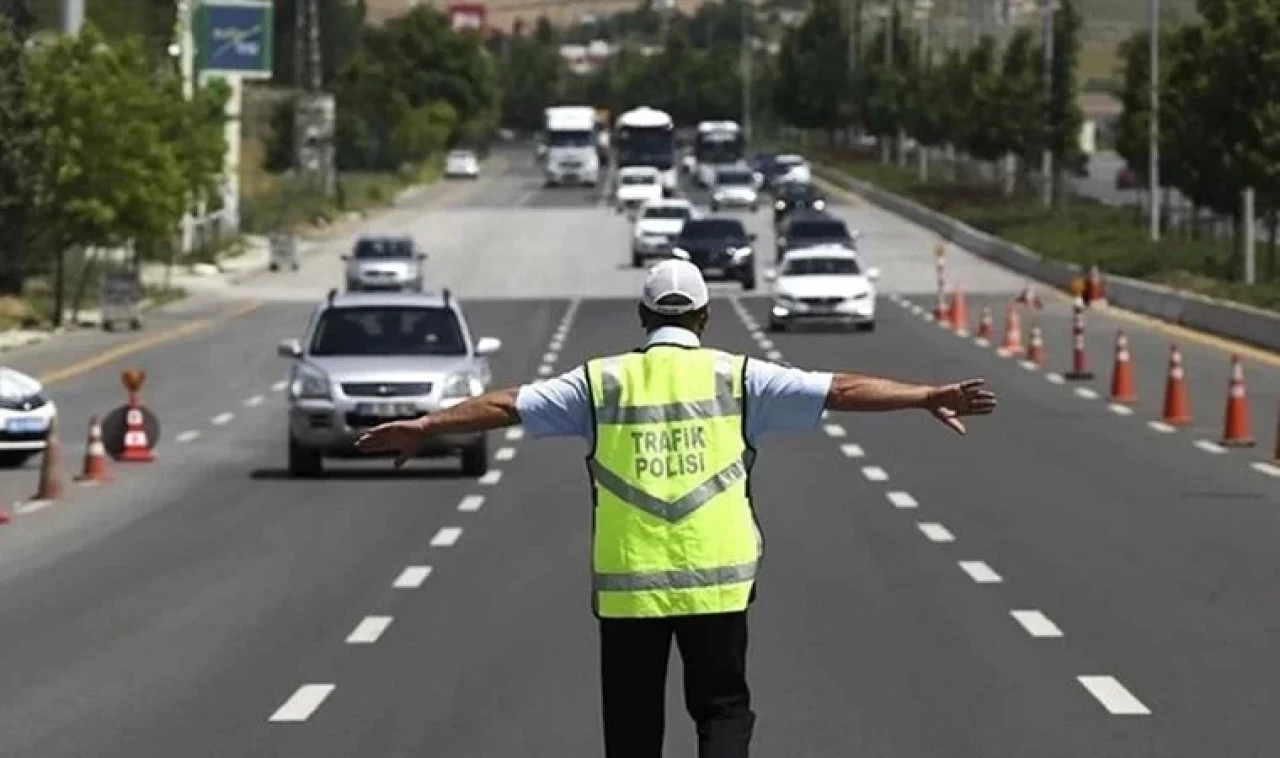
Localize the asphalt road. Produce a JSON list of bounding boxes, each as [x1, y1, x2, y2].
[[0, 148, 1276, 756]]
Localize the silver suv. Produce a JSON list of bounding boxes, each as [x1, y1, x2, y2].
[[277, 289, 502, 477], [343, 235, 425, 292]]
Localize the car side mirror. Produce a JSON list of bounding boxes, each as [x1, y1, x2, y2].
[[475, 336, 502, 357], [277, 338, 303, 358], [747, 233, 757, 242], [417, 253, 426, 260], [865, 267, 881, 281], [340, 254, 351, 260], [764, 269, 777, 282]]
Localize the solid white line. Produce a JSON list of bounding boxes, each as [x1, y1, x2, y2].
[[478, 470, 503, 485], [823, 424, 847, 438], [958, 561, 1002, 584], [393, 566, 432, 588], [211, 412, 234, 425], [505, 427, 524, 441], [1045, 372, 1065, 384], [245, 395, 265, 407], [1250, 461, 1280, 477], [886, 491, 917, 509], [1011, 610, 1063, 638], [917, 522, 954, 542], [1074, 387, 1099, 400], [176, 430, 200, 443], [1108, 403, 1134, 416], [538, 364, 554, 376], [1077, 676, 1150, 715], [839, 443, 864, 458], [495, 446, 516, 461], [269, 684, 335, 723], [458, 495, 485, 512], [1194, 439, 1227, 454], [861, 466, 888, 482], [542, 352, 557, 363], [430, 527, 462, 547], [758, 339, 774, 350], [765, 350, 783, 361], [272, 380, 287, 392], [1148, 420, 1176, 433], [346, 616, 393, 644]]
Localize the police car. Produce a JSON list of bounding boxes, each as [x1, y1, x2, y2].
[[0, 366, 57, 467]]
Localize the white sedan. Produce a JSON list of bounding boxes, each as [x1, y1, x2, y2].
[[0, 366, 57, 467], [614, 166, 665, 214], [444, 149, 481, 179], [764, 244, 880, 332]]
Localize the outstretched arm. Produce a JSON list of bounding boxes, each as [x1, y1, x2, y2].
[[825, 373, 997, 435], [417, 388, 521, 435]]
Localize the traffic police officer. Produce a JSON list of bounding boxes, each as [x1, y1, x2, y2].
[[355, 259, 997, 758]]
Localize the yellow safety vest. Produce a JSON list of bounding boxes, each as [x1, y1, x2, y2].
[[585, 345, 761, 619]]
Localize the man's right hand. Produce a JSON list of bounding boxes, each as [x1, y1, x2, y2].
[[923, 379, 997, 435]]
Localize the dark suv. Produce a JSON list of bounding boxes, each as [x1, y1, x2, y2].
[[772, 182, 827, 227], [775, 212, 858, 262], [670, 217, 757, 290]]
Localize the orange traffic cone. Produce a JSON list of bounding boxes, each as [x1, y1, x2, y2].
[[1220, 355, 1255, 447], [75, 416, 113, 483], [0, 505, 9, 525], [1064, 302, 1094, 380], [1109, 331, 1137, 403], [975, 306, 993, 343], [996, 304, 1023, 357], [1161, 344, 1193, 426], [120, 406, 155, 462], [949, 289, 969, 335], [1026, 325, 1045, 366], [1085, 265, 1107, 307], [30, 416, 64, 502], [933, 288, 950, 323]]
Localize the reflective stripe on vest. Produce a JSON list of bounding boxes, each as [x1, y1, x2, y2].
[[586, 347, 760, 618]]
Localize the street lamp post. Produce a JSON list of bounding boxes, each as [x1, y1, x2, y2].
[[741, 0, 751, 144], [1148, 0, 1160, 241], [1040, 0, 1054, 208]]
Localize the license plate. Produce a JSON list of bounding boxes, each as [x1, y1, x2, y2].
[[808, 304, 835, 313], [5, 417, 45, 433], [355, 403, 420, 418], [702, 267, 724, 277]]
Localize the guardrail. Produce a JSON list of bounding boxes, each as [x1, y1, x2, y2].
[[813, 164, 1280, 353]]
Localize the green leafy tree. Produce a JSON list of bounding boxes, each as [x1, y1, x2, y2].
[[0, 18, 49, 293], [498, 35, 565, 132], [995, 27, 1046, 171], [1113, 30, 1152, 186], [1045, 0, 1083, 201], [772, 0, 848, 133], [954, 37, 1005, 164]]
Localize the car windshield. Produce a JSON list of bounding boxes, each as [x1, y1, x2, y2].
[[643, 206, 691, 220], [547, 130, 593, 147], [717, 171, 753, 185], [680, 219, 746, 239], [309, 307, 467, 357], [783, 257, 862, 276], [777, 155, 805, 166], [448, 151, 473, 160], [789, 220, 849, 238], [353, 238, 414, 259], [781, 184, 820, 201], [621, 173, 657, 185]]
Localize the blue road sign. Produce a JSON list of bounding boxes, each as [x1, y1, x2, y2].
[[195, 1, 274, 78]]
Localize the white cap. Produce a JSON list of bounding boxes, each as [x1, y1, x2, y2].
[[641, 259, 709, 315]]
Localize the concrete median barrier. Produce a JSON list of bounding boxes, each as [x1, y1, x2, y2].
[[814, 164, 1280, 353]]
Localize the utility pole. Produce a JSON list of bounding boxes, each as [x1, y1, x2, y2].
[[917, 0, 932, 180], [1040, 0, 1054, 208], [59, 0, 82, 34], [881, 0, 895, 164], [1148, 0, 1160, 241], [741, 0, 751, 143]]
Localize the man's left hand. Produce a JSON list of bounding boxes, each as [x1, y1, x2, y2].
[[924, 378, 997, 435], [355, 419, 428, 468]]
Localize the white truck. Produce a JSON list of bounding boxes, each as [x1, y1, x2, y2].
[[694, 120, 745, 188], [543, 105, 601, 187], [613, 106, 678, 197]]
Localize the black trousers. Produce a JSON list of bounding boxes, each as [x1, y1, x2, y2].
[[598, 611, 755, 758]]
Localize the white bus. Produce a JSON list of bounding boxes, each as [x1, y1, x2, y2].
[[543, 105, 601, 187], [613, 106, 677, 197], [693, 120, 745, 187]]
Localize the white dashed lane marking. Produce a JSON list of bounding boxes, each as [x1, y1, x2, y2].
[[1148, 421, 1176, 433], [430, 527, 463, 547], [823, 424, 847, 438], [1045, 373, 1065, 384], [505, 427, 524, 441], [345, 616, 393, 644], [478, 470, 503, 485], [765, 350, 783, 361], [1018, 360, 1038, 371], [538, 365, 554, 376], [839, 444, 864, 458], [861, 466, 888, 482], [1073, 387, 1099, 400], [269, 684, 335, 723], [272, 380, 287, 392], [1252, 462, 1280, 477], [15, 500, 52, 515], [758, 339, 774, 350], [393, 566, 432, 588], [176, 430, 200, 443], [958, 561, 1002, 584], [458, 495, 485, 512], [542, 352, 557, 363], [245, 395, 265, 407], [1077, 676, 1151, 715], [1108, 403, 1134, 416], [211, 412, 234, 425], [886, 491, 918, 509], [1194, 440, 1227, 454], [495, 447, 516, 461], [1011, 610, 1063, 638], [917, 522, 954, 542]]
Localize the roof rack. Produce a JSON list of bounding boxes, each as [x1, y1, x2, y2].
[[442, 288, 451, 306], [327, 287, 338, 303]]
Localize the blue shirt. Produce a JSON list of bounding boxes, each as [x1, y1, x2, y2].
[[514, 327, 834, 445]]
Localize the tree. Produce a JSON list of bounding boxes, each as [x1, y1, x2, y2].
[[1113, 30, 1151, 186], [498, 35, 565, 133], [995, 28, 1046, 172], [772, 0, 847, 133], [1045, 0, 1083, 202], [0, 17, 48, 294]]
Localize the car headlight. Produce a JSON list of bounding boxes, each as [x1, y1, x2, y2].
[[773, 294, 796, 306], [671, 247, 690, 260], [813, 199, 826, 210], [852, 291, 871, 300], [290, 364, 331, 400], [441, 373, 483, 399], [774, 200, 786, 210], [730, 246, 753, 261]]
